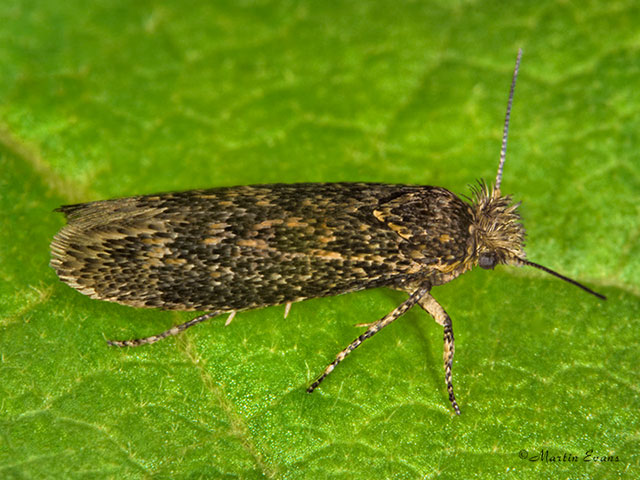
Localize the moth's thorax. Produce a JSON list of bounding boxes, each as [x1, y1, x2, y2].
[[387, 187, 477, 288], [469, 182, 526, 267]]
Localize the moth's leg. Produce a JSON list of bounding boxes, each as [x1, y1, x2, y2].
[[417, 293, 461, 415], [307, 286, 429, 393], [353, 321, 376, 328], [224, 310, 237, 326], [107, 311, 221, 347]]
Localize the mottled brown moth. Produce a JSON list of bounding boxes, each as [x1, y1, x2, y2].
[[50, 50, 605, 414]]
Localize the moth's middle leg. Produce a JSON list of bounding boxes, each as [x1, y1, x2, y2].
[[307, 286, 429, 393]]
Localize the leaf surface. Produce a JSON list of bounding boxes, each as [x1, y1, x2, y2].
[[1, 1, 638, 478]]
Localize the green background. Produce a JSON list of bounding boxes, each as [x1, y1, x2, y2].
[[1, 1, 638, 478]]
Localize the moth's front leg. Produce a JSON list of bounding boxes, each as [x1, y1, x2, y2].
[[417, 293, 461, 415]]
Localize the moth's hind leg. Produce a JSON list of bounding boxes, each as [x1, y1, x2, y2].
[[417, 293, 461, 415], [107, 311, 221, 347]]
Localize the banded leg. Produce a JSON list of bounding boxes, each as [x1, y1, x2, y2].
[[307, 286, 429, 393], [107, 311, 221, 347], [417, 293, 460, 415]]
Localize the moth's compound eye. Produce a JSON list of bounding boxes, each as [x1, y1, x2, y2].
[[478, 253, 497, 270]]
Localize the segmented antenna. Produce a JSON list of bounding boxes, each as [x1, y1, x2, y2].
[[495, 48, 523, 193], [515, 257, 606, 300]]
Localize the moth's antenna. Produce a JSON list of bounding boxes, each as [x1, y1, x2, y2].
[[495, 48, 523, 193], [514, 257, 606, 300]]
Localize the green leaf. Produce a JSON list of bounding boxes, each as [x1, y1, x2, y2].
[[1, 1, 638, 478]]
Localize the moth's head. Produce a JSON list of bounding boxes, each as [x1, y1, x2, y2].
[[468, 181, 605, 300], [469, 181, 525, 270], [468, 49, 605, 301], [470, 48, 526, 272]]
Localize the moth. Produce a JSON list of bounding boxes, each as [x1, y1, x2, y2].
[[50, 50, 605, 414]]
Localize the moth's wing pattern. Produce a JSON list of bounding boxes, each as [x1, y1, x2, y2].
[[52, 196, 184, 307], [51, 183, 473, 312]]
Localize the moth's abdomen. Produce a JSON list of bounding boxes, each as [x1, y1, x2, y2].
[[52, 184, 464, 312]]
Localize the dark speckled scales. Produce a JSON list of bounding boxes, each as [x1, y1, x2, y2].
[[51, 183, 475, 312], [51, 183, 472, 414]]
